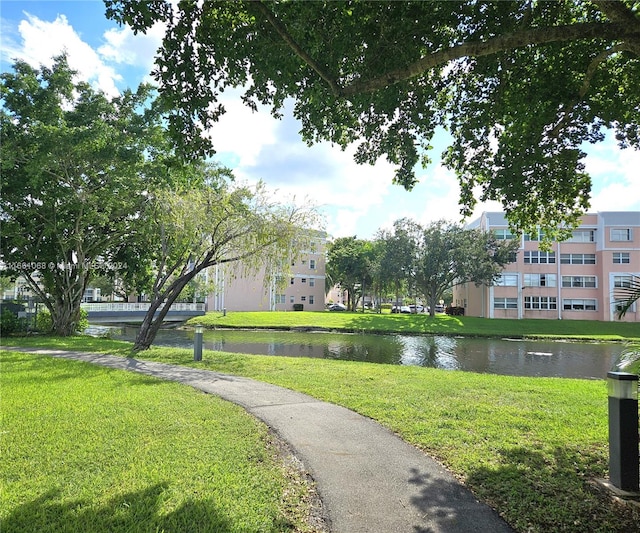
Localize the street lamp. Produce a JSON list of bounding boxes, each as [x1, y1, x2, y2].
[[193, 324, 204, 361]]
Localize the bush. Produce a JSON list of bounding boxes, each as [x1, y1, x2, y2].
[[0, 309, 28, 335], [35, 307, 88, 333]]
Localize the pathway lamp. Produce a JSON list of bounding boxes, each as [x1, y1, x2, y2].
[[607, 371, 639, 492], [194, 324, 203, 361]]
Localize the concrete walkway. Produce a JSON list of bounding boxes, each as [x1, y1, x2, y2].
[[12, 349, 514, 533]]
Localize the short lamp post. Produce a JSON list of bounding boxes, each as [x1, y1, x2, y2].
[[607, 371, 639, 492], [193, 324, 203, 362]]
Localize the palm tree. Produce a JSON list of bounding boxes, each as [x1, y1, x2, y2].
[[613, 275, 640, 374]]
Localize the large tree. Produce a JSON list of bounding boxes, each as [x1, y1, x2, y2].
[[0, 55, 168, 335], [414, 220, 519, 317], [326, 237, 373, 311], [133, 171, 317, 351], [105, 0, 640, 239]]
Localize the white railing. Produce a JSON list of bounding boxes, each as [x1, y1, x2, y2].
[[81, 302, 205, 313]]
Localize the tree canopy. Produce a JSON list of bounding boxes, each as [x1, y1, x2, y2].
[[105, 0, 640, 238], [0, 55, 169, 335], [133, 170, 319, 350]]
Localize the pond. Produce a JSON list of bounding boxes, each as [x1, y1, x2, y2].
[[90, 325, 625, 380]]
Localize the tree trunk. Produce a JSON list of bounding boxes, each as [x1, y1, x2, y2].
[[133, 276, 194, 351]]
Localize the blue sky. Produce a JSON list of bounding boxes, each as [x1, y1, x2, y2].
[[2, 0, 639, 239]]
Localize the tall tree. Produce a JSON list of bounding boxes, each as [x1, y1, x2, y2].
[[133, 171, 318, 351], [0, 55, 168, 335], [414, 220, 519, 317], [105, 0, 640, 239], [326, 237, 372, 311]]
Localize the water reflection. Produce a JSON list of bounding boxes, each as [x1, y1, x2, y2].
[[94, 325, 623, 379]]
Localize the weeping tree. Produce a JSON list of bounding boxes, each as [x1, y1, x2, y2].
[[0, 55, 169, 335], [133, 171, 319, 351]]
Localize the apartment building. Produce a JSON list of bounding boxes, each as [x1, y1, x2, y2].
[[206, 233, 327, 312], [453, 212, 640, 322]]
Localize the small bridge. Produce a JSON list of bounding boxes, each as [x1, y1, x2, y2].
[[81, 302, 206, 324]]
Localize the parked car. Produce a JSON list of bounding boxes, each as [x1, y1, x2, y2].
[[391, 305, 412, 314], [409, 305, 425, 314], [328, 303, 347, 311]]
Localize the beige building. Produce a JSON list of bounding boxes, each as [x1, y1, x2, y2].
[[453, 211, 640, 322], [206, 234, 327, 312]]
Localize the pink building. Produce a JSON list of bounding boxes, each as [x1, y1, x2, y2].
[[453, 212, 640, 322], [206, 233, 327, 312]]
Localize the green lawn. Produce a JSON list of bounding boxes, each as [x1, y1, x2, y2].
[[3, 335, 639, 532], [188, 310, 640, 341], [0, 350, 320, 533]]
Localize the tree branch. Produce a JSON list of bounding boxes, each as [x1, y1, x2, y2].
[[249, 0, 343, 96], [342, 22, 639, 95]]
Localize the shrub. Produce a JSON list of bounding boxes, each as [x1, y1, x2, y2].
[[0, 309, 28, 335], [36, 307, 89, 333]]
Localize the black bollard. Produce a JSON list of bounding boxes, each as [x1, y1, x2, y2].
[[194, 324, 203, 361], [607, 371, 639, 492]]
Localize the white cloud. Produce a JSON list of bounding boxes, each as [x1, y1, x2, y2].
[[98, 22, 164, 72], [10, 13, 122, 96], [3, 12, 164, 97]]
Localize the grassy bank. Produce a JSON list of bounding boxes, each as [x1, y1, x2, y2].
[[3, 335, 639, 532], [188, 311, 640, 341], [0, 350, 321, 533]]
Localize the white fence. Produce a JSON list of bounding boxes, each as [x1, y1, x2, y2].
[[81, 302, 205, 313]]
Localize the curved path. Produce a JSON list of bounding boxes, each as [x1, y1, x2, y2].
[[13, 349, 514, 533]]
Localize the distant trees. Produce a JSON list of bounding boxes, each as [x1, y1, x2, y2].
[[414, 221, 518, 317], [326, 237, 373, 311], [327, 219, 518, 314], [0, 55, 169, 335]]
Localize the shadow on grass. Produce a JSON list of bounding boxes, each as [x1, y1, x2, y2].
[[459, 445, 640, 533], [1, 484, 234, 533]]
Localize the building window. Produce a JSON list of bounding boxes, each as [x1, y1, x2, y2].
[[524, 229, 546, 241], [562, 299, 597, 311], [566, 229, 595, 243], [301, 278, 307, 284], [309, 295, 315, 304], [507, 251, 518, 263], [560, 253, 596, 265], [301, 296, 306, 302], [524, 251, 556, 264], [494, 229, 515, 240], [524, 273, 557, 287], [310, 259, 316, 269], [495, 273, 518, 286], [494, 297, 518, 309], [611, 228, 632, 241], [275, 294, 286, 304], [561, 276, 597, 288], [309, 278, 315, 287], [290, 296, 295, 303], [614, 275, 633, 288], [613, 252, 630, 264], [524, 296, 557, 310]]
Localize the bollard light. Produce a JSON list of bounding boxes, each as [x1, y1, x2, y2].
[[194, 324, 204, 362], [607, 371, 639, 492]]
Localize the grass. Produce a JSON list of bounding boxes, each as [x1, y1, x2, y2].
[[3, 334, 640, 532], [188, 310, 640, 341], [0, 350, 321, 533]]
